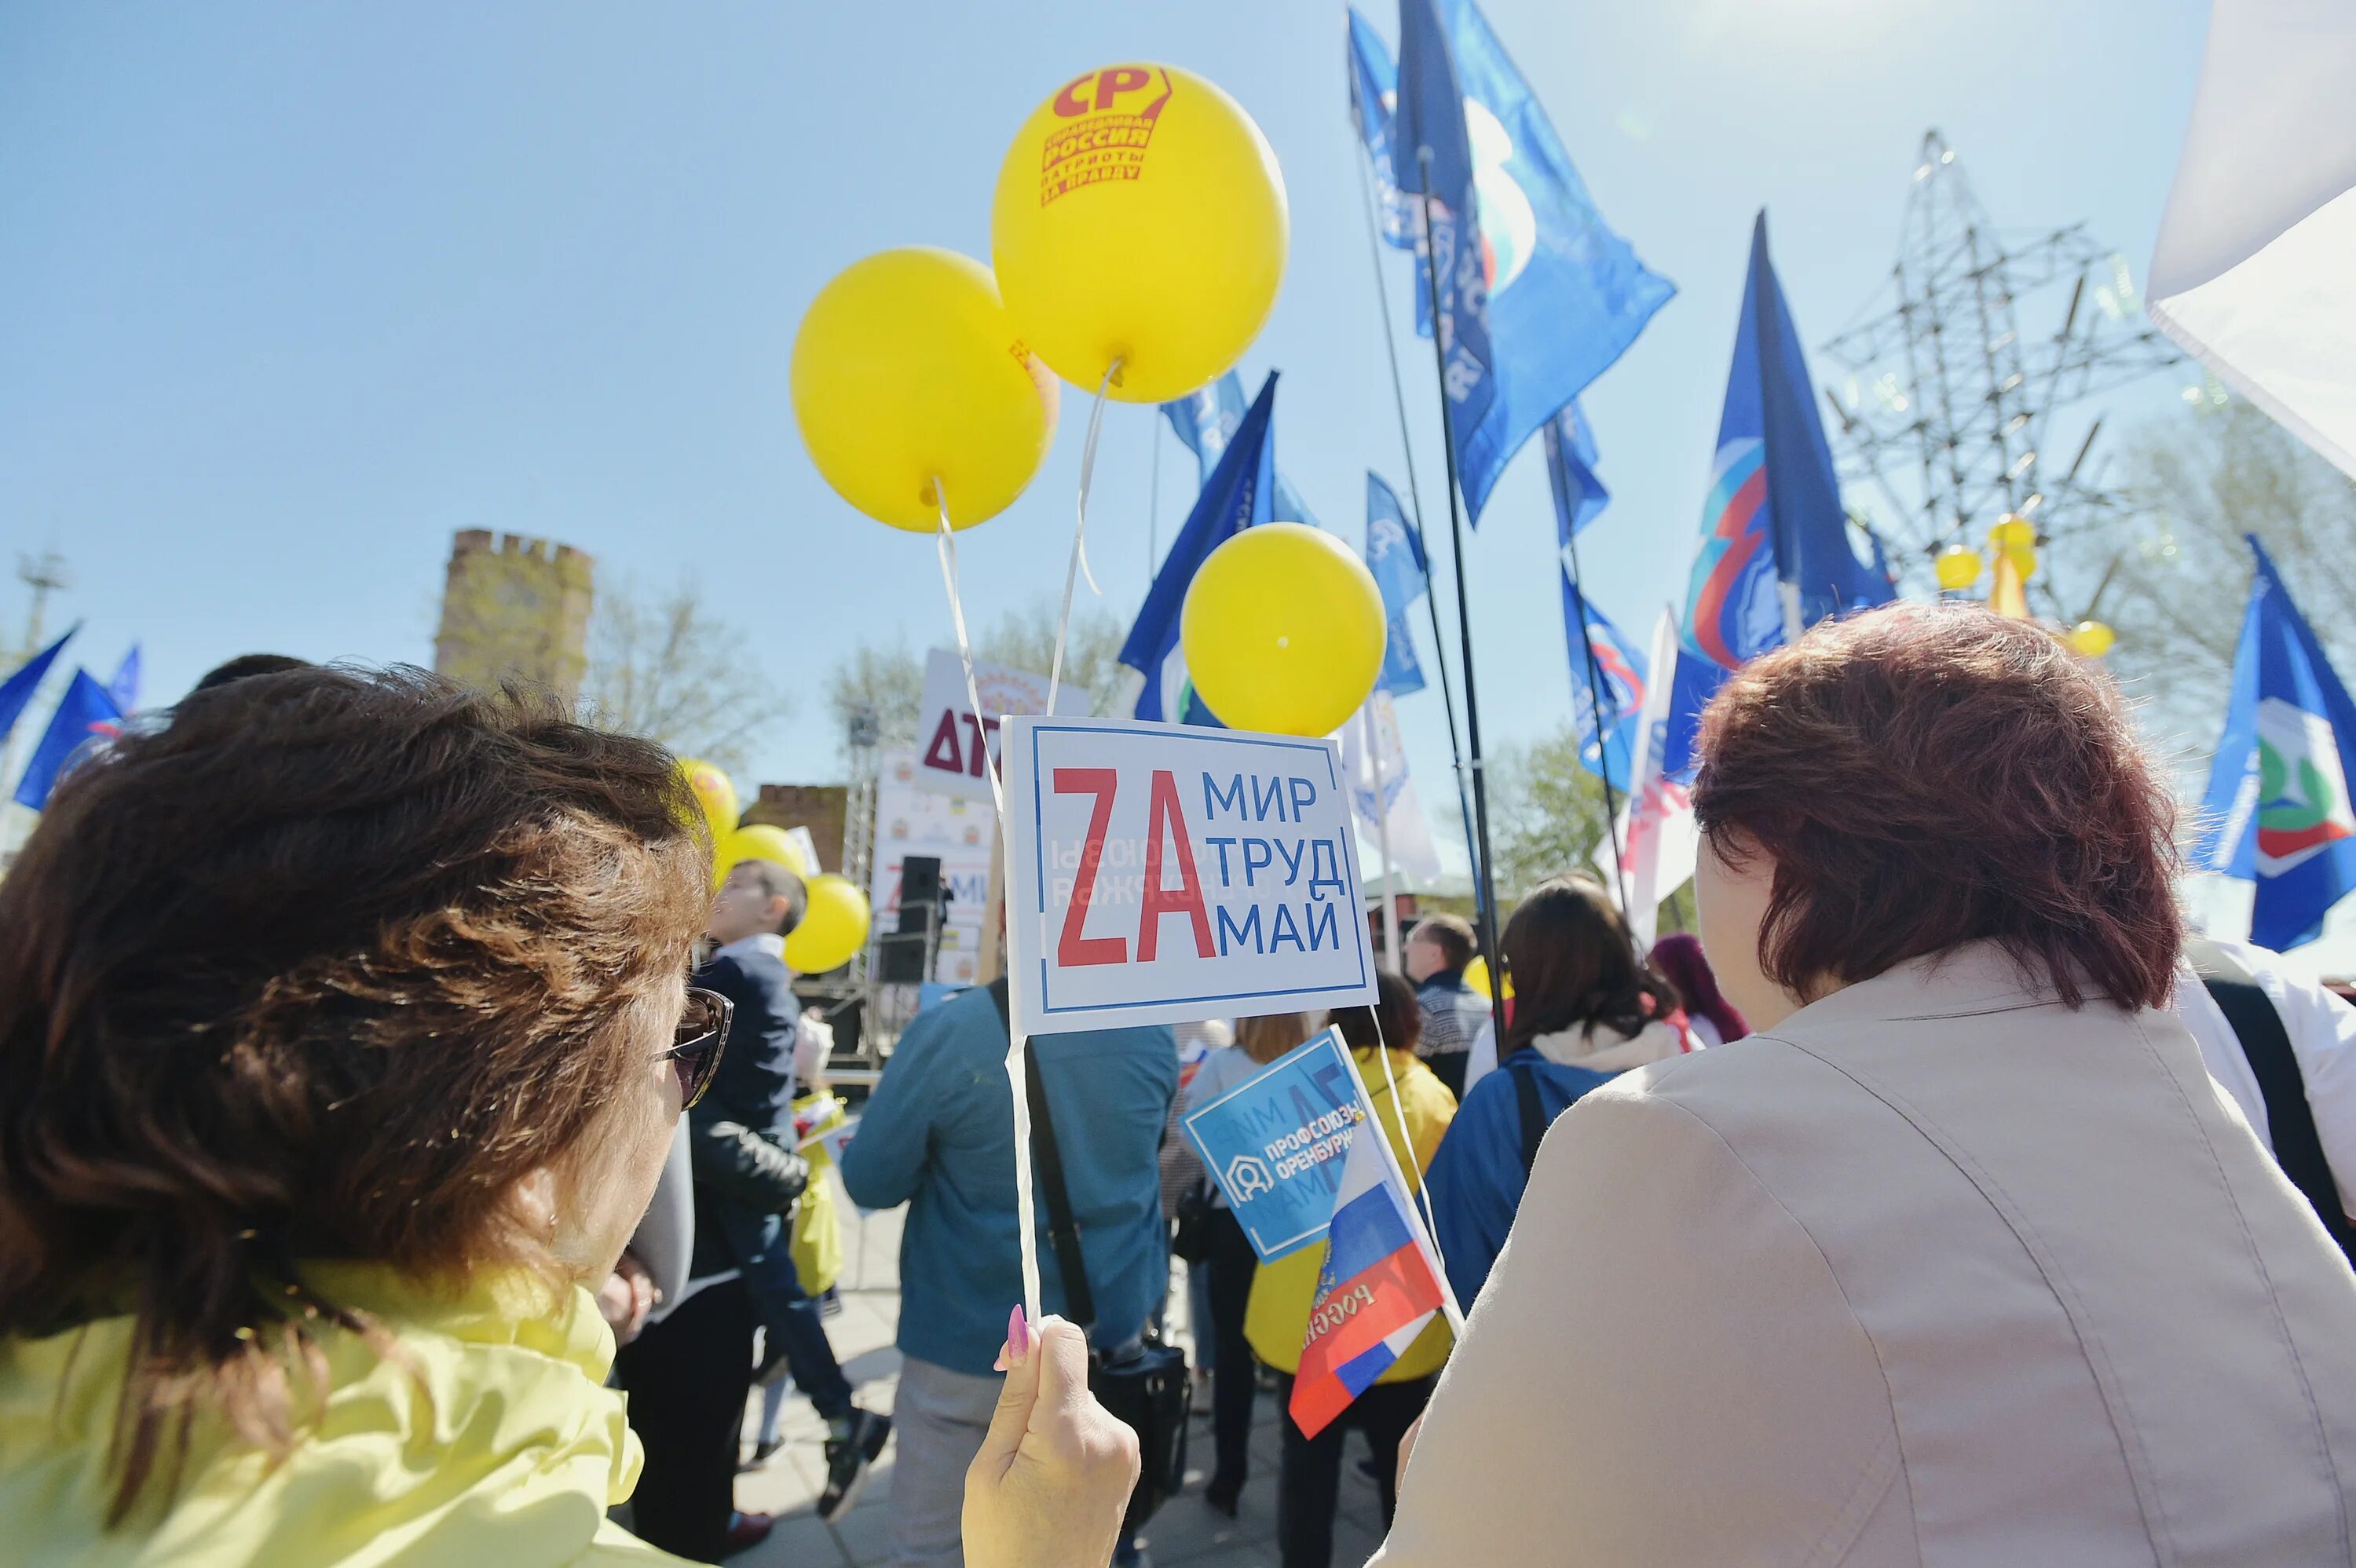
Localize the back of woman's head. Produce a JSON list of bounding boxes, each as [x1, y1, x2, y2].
[[1648, 933, 1747, 1043], [1689, 602, 2179, 1011], [0, 664, 709, 1513], [1501, 875, 1677, 1053], [1236, 1011, 1323, 1065], [1333, 970, 1421, 1055]]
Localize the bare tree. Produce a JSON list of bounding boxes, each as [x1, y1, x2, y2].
[[824, 598, 1125, 759], [2090, 399, 2356, 757], [580, 582, 793, 775]]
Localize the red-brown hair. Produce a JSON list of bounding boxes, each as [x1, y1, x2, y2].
[[0, 665, 710, 1519], [1690, 603, 2179, 1011]]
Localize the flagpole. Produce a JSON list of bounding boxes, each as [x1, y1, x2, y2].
[[1414, 152, 1509, 1049], [1352, 137, 1485, 931], [1560, 516, 1631, 913], [1366, 701, 1403, 970]]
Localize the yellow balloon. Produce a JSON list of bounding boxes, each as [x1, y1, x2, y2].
[[712, 824, 814, 891], [2005, 541, 2039, 582], [2068, 620, 2117, 658], [1933, 545, 1982, 591], [993, 64, 1288, 403], [1180, 524, 1386, 737], [1988, 514, 2034, 552], [792, 247, 1059, 532], [1462, 954, 1513, 1002], [784, 874, 871, 974], [676, 757, 738, 843]]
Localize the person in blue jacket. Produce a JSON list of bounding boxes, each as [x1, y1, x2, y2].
[[1424, 875, 1692, 1307], [840, 977, 1174, 1568]]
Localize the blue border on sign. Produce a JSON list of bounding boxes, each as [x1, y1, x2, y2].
[[1026, 723, 1371, 1017]]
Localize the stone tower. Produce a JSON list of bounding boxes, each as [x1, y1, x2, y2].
[[432, 530, 595, 700]]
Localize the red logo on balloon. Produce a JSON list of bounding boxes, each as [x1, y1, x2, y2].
[[1039, 67, 1173, 207]]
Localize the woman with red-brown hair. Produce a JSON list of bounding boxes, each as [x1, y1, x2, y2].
[[974, 602, 2356, 1566]]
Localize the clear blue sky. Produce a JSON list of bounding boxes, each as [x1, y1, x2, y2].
[[0, 0, 2211, 802]]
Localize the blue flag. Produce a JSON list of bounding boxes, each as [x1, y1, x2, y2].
[[106, 643, 142, 714], [1366, 473, 1429, 696], [1162, 371, 1318, 526], [2193, 536, 2356, 949], [13, 667, 123, 810], [1121, 373, 1279, 725], [1560, 580, 1647, 791], [0, 625, 76, 748], [1392, 0, 1500, 492], [1544, 400, 1609, 538], [1684, 213, 1891, 671], [1350, 3, 1674, 522]]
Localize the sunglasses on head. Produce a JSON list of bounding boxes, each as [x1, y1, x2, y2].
[[664, 987, 733, 1110]]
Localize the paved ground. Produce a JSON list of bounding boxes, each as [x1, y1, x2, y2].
[[727, 1185, 1388, 1568]]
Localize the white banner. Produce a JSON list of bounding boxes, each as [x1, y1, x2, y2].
[[870, 751, 997, 985], [913, 649, 1092, 802], [1001, 715, 1379, 1037]]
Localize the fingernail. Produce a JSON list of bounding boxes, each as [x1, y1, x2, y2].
[[1007, 1307, 1031, 1368]]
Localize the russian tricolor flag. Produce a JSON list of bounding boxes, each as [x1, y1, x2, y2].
[[1288, 1093, 1452, 1439]]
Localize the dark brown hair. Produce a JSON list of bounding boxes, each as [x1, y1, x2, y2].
[[1333, 970, 1422, 1056], [1408, 913, 1475, 970], [1689, 602, 2179, 1011], [728, 856, 808, 934], [0, 665, 709, 1518], [1500, 875, 1678, 1054]]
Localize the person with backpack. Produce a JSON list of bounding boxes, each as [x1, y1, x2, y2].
[[1424, 876, 1693, 1307], [2178, 934, 2356, 1263]]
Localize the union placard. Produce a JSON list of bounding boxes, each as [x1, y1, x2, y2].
[[1001, 715, 1377, 1038]]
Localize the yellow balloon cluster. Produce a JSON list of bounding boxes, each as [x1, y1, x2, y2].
[[677, 757, 738, 843], [1180, 524, 1386, 737], [712, 824, 814, 891], [1988, 514, 2038, 582], [785, 874, 872, 975], [792, 248, 1059, 532], [992, 64, 1289, 403]]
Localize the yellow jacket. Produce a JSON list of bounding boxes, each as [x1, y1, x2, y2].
[[0, 1264, 682, 1566], [1246, 1046, 1458, 1383]]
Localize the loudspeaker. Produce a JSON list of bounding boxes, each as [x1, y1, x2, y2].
[[900, 855, 944, 910], [876, 933, 931, 985]]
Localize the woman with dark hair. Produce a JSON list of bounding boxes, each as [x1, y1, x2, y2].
[[1648, 931, 1747, 1046], [1422, 875, 1691, 1304]]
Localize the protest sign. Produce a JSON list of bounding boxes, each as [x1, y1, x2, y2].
[[1183, 1028, 1367, 1261], [870, 751, 995, 985], [1001, 715, 1376, 1037], [914, 648, 1092, 802]]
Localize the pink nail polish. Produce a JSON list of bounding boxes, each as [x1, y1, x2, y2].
[[1007, 1306, 1031, 1366]]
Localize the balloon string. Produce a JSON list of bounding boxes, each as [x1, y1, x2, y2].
[[1048, 357, 1121, 714], [935, 482, 1038, 1331]]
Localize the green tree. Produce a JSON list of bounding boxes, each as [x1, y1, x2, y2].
[[1486, 724, 1613, 908]]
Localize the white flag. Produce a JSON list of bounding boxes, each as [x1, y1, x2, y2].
[[1340, 691, 1442, 883], [1597, 609, 1700, 950], [2148, 0, 2356, 478]]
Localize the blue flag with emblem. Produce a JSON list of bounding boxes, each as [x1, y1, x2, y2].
[[1560, 580, 1646, 792], [1365, 473, 1428, 696], [1162, 371, 1318, 527], [0, 626, 76, 748], [1120, 374, 1279, 726], [1683, 213, 1891, 671], [2193, 535, 2356, 950], [1349, 3, 1674, 522], [13, 667, 124, 810], [1544, 400, 1608, 538]]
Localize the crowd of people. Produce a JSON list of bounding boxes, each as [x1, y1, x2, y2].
[[6, 602, 2356, 1568]]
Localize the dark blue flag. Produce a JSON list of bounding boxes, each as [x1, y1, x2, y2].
[[1121, 374, 1279, 725], [13, 667, 123, 810], [1392, 0, 1499, 484], [1162, 371, 1319, 526], [1351, 3, 1674, 522], [1684, 213, 1890, 670], [1544, 400, 1609, 538], [1365, 473, 1428, 696], [0, 625, 75, 748], [1560, 579, 1646, 791], [2193, 535, 2356, 949]]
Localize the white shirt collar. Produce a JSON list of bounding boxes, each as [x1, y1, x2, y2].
[[715, 932, 787, 964]]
